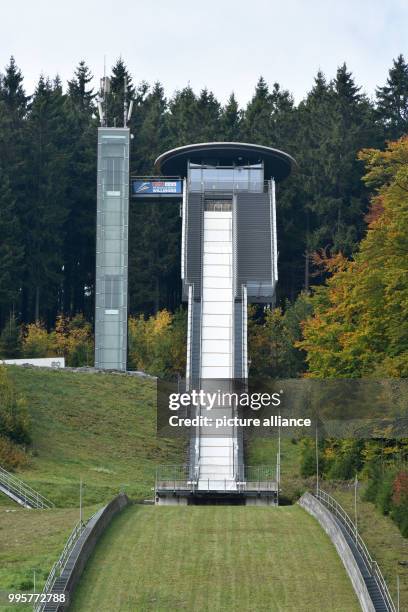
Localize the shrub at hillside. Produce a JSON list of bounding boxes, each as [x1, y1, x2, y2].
[[248, 295, 312, 379], [54, 314, 93, 366], [22, 321, 55, 358], [0, 366, 30, 469], [391, 471, 408, 537], [364, 461, 408, 537], [20, 315, 94, 366], [128, 308, 186, 378]]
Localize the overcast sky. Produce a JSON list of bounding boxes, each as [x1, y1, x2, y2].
[[2, 0, 407, 105]]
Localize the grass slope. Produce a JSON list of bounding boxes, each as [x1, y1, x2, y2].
[[0, 367, 184, 598], [0, 505, 98, 608], [4, 367, 184, 507], [248, 437, 408, 606], [331, 484, 408, 607], [70, 505, 360, 612]]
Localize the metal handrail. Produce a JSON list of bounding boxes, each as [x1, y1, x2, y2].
[[33, 521, 83, 612], [155, 464, 277, 493], [189, 181, 269, 194], [316, 489, 396, 612], [130, 175, 181, 179], [33, 510, 99, 612], [0, 466, 54, 509]]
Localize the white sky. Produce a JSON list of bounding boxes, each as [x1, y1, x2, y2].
[[2, 0, 407, 105]]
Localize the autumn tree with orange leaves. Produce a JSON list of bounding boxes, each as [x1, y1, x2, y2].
[[298, 137, 408, 378]]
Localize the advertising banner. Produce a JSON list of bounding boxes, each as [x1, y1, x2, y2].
[[132, 179, 183, 196]]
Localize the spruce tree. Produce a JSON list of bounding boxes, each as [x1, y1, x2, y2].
[[220, 93, 242, 140], [64, 62, 97, 317], [108, 58, 135, 127], [242, 77, 273, 143], [0, 314, 22, 358], [67, 60, 96, 112], [167, 86, 201, 146], [376, 54, 408, 139], [0, 56, 29, 122], [131, 81, 168, 173], [196, 88, 221, 141], [24, 76, 70, 322], [0, 163, 24, 321], [296, 65, 380, 262], [0, 58, 28, 323]]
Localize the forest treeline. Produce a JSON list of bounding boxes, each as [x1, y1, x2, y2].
[[2, 54, 408, 329]]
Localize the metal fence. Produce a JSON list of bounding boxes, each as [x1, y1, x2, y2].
[[155, 464, 197, 492], [155, 464, 277, 493], [316, 489, 396, 612], [0, 466, 54, 509], [32, 514, 97, 612], [189, 180, 270, 194]]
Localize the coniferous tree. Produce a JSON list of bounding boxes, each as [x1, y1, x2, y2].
[[0, 314, 22, 358], [131, 82, 168, 173], [220, 93, 242, 140], [64, 62, 97, 318], [242, 76, 273, 143], [0, 54, 405, 330], [296, 66, 380, 264], [167, 86, 201, 145], [0, 164, 24, 320], [67, 60, 95, 112], [196, 88, 221, 141], [129, 82, 181, 314], [24, 76, 70, 322], [0, 56, 28, 124], [0, 58, 29, 324], [108, 58, 135, 128], [376, 54, 408, 139]]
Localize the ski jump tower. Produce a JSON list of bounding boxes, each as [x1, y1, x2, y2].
[[94, 107, 295, 501], [154, 142, 295, 504]]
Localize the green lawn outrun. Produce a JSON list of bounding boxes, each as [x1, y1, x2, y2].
[[70, 505, 360, 612]]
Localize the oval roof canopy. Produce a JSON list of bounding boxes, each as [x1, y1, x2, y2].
[[154, 142, 296, 182]]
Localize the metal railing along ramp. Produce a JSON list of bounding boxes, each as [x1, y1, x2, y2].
[[316, 490, 396, 612], [155, 464, 278, 500], [33, 493, 129, 612], [0, 466, 54, 509]]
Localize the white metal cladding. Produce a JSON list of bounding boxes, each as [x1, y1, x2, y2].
[[200, 211, 233, 380], [186, 284, 193, 383], [181, 179, 187, 280], [95, 128, 130, 371], [242, 285, 248, 379], [270, 179, 278, 286], [197, 209, 236, 489]]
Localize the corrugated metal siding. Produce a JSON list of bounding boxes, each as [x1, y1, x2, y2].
[[236, 191, 273, 301], [184, 192, 203, 300], [190, 301, 201, 380], [234, 302, 243, 378]]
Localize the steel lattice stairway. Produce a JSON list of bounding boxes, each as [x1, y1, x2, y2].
[[0, 465, 53, 509]]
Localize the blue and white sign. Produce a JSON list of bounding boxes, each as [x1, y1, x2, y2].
[[132, 179, 183, 196]]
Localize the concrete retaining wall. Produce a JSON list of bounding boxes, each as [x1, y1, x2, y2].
[[46, 493, 130, 611], [298, 492, 375, 612]]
